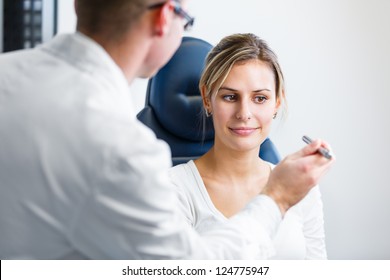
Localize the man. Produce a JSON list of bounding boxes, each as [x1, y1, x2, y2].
[[0, 0, 334, 259]]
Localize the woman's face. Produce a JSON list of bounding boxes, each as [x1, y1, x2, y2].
[[208, 60, 280, 153]]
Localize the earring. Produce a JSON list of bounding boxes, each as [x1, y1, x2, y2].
[[273, 112, 278, 119], [205, 109, 212, 117]]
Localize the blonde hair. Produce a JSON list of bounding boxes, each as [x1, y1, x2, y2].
[[200, 33, 286, 114]]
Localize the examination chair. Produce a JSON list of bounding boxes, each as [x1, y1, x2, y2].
[[137, 36, 281, 166]]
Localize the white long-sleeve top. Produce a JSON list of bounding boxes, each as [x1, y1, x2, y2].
[[169, 160, 327, 259], [0, 33, 282, 259]]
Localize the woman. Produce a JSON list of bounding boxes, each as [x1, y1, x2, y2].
[[169, 33, 327, 259]]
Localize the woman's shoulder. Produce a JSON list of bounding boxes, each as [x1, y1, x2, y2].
[[168, 160, 200, 189], [169, 160, 195, 178]]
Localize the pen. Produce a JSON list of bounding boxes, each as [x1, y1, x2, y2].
[[302, 135, 332, 159]]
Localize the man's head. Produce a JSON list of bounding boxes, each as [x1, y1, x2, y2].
[[75, 0, 193, 80], [75, 0, 147, 41]]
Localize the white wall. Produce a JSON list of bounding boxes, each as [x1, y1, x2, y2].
[[57, 0, 390, 259], [56, 0, 76, 33]]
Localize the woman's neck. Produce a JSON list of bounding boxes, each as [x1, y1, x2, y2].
[[195, 145, 267, 183], [194, 145, 271, 218]]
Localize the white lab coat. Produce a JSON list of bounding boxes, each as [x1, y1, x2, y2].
[[0, 33, 281, 259]]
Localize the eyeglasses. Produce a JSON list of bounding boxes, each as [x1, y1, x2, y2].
[[148, 1, 195, 31]]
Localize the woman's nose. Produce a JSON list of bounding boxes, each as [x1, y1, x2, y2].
[[235, 101, 252, 120]]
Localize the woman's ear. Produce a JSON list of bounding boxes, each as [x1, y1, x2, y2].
[[201, 86, 212, 112], [275, 89, 284, 112], [275, 98, 281, 112]]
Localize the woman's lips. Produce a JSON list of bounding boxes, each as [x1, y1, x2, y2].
[[229, 127, 258, 136]]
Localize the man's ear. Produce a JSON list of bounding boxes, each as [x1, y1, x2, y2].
[[154, 2, 174, 36], [74, 0, 79, 16]]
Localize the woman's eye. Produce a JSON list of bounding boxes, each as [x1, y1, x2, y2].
[[223, 94, 236, 101], [254, 96, 267, 104]]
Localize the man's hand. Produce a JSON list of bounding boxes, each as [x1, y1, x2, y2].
[[262, 139, 335, 216]]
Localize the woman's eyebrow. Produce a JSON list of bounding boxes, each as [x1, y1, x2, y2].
[[253, 88, 271, 93], [220, 86, 271, 93], [219, 86, 237, 92]]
